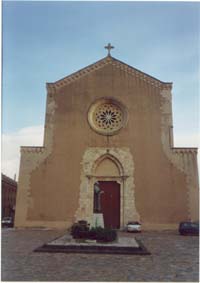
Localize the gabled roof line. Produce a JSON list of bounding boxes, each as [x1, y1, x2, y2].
[[111, 56, 172, 86], [46, 56, 172, 94]]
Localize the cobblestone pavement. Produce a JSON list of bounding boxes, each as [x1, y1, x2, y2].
[[1, 228, 199, 282]]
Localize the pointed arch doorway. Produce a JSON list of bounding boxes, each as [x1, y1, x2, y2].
[[93, 155, 122, 229], [75, 148, 140, 229]]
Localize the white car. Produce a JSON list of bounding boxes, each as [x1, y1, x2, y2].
[[127, 221, 141, 232], [2, 216, 13, 227]]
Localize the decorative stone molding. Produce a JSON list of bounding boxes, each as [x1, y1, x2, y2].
[[75, 147, 140, 228], [172, 148, 198, 154], [21, 146, 45, 153], [46, 56, 172, 92], [160, 89, 199, 221], [88, 98, 128, 136]]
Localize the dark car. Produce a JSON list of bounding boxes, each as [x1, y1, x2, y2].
[[179, 221, 199, 236], [2, 216, 14, 228]]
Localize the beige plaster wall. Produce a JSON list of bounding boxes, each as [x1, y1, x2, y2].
[[15, 58, 199, 229]]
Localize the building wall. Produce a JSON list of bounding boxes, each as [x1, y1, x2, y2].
[[15, 57, 199, 229], [2, 174, 17, 219]]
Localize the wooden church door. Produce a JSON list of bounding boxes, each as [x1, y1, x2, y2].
[[99, 181, 120, 229]]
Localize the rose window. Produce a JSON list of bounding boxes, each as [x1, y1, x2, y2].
[[94, 104, 122, 130], [88, 98, 127, 135]]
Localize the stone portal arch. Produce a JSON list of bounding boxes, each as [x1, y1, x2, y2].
[[93, 154, 123, 177], [75, 148, 140, 228]]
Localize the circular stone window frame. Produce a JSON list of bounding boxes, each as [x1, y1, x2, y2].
[[87, 97, 128, 136]]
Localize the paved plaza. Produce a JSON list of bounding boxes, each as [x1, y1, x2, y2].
[[1, 228, 199, 281]]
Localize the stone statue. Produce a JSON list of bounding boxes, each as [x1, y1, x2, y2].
[[94, 182, 103, 213]]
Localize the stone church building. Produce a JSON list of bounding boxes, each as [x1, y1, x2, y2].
[[15, 45, 199, 230]]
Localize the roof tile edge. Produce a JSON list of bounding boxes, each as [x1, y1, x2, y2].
[[46, 56, 172, 92]]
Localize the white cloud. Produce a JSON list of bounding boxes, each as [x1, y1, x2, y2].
[[2, 125, 44, 180]]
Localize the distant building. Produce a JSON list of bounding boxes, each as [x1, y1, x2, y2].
[[2, 174, 17, 219]]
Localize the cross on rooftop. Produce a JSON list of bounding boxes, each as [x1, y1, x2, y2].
[[104, 43, 114, 56]]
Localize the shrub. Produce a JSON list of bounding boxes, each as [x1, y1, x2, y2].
[[96, 227, 117, 242], [70, 222, 117, 242], [88, 227, 98, 240], [78, 220, 88, 226], [70, 220, 90, 239], [89, 227, 117, 242]]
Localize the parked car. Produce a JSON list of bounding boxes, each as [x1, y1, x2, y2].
[[127, 221, 141, 232], [179, 221, 199, 236], [2, 216, 14, 228]]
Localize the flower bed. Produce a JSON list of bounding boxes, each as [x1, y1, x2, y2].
[[70, 221, 117, 243]]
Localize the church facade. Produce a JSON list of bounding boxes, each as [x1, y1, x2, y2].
[[15, 48, 199, 230]]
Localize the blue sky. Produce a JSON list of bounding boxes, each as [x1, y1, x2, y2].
[[2, 1, 200, 178]]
